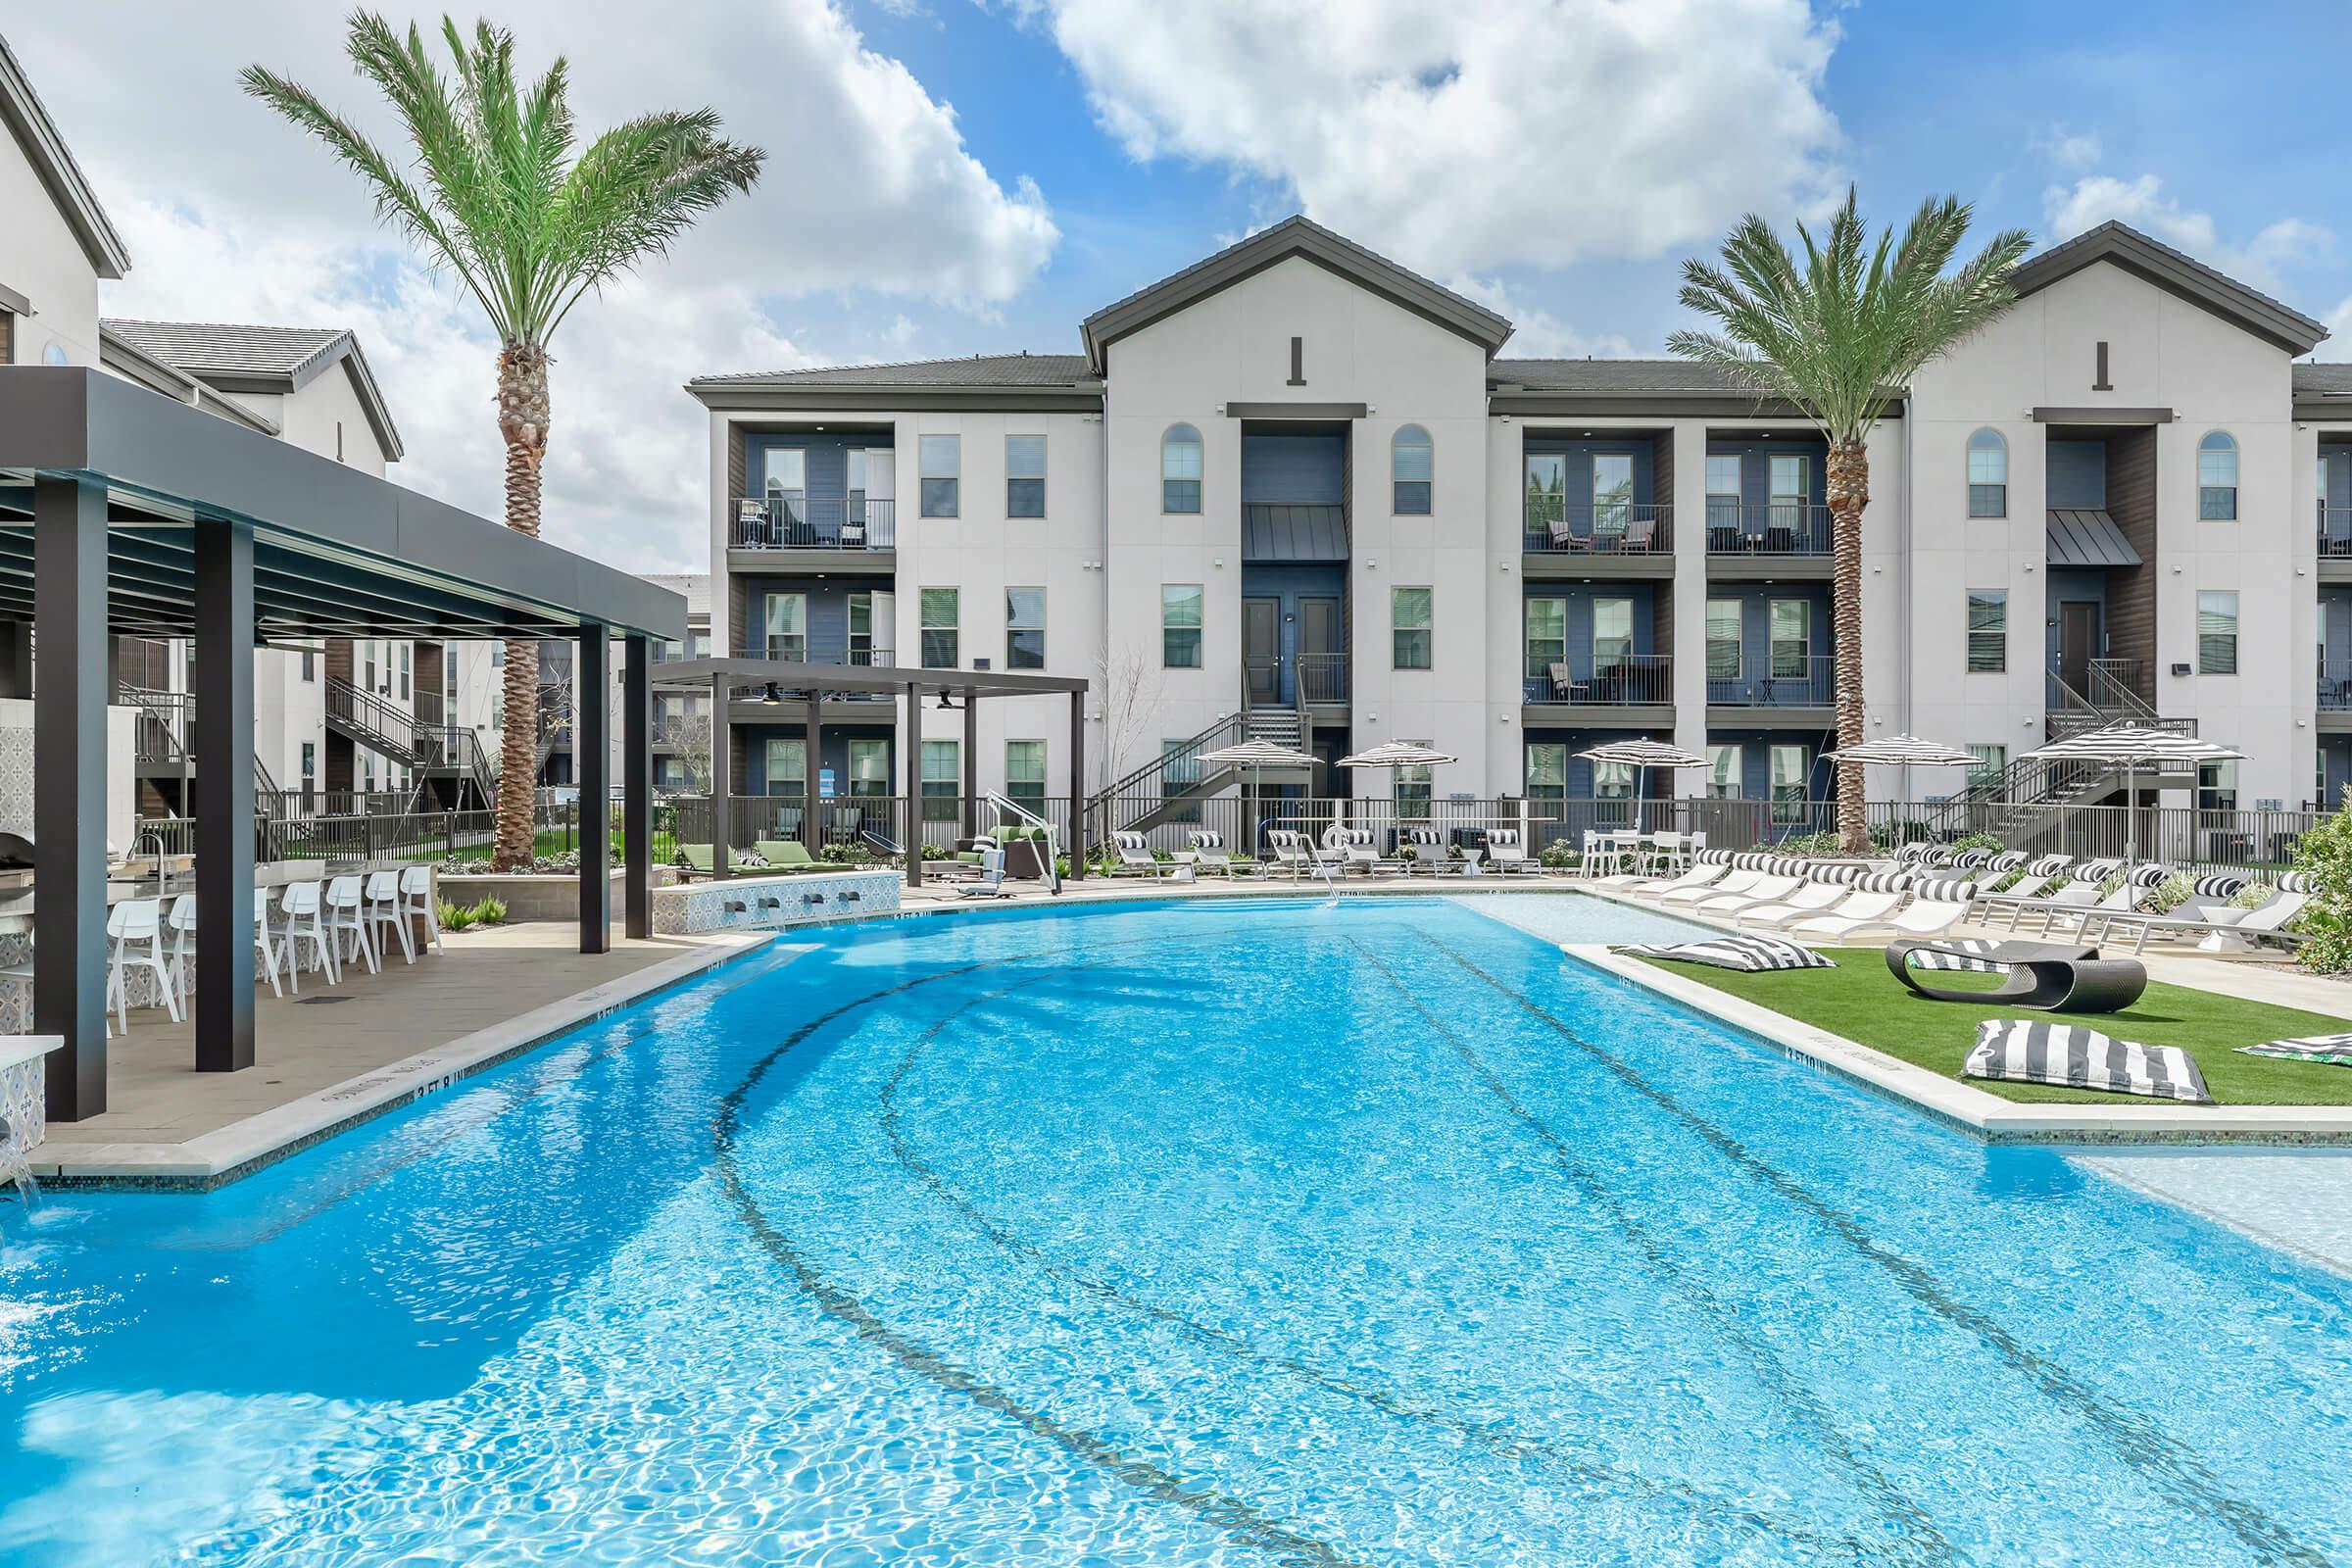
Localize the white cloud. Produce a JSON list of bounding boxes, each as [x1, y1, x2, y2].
[[2321, 297, 2352, 363], [1450, 275, 1637, 360], [1007, 0, 1842, 274], [2031, 126, 2103, 172], [6, 0, 1058, 570], [2042, 173, 2329, 293]]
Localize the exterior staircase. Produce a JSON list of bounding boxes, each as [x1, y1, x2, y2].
[[1081, 711, 1246, 844], [1933, 662, 2197, 843], [325, 676, 498, 808], [122, 684, 279, 814]]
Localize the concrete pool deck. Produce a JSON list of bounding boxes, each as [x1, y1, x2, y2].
[[28, 924, 764, 1189]]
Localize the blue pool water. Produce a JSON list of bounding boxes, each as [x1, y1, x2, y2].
[[2, 895, 2349, 1566]]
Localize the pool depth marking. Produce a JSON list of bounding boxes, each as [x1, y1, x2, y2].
[[711, 951, 1369, 1568], [869, 936, 1881, 1563], [1420, 932, 2336, 1568]]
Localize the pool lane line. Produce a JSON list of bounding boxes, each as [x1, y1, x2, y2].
[[1340, 934, 1961, 1568], [712, 956, 1370, 1568], [1417, 932, 2337, 1568], [868, 938, 1882, 1564]]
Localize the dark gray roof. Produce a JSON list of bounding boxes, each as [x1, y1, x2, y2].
[[100, 319, 403, 460], [1242, 503, 1348, 563], [2294, 364, 2352, 395], [690, 352, 1095, 390], [2046, 508, 2142, 568], [0, 31, 128, 278], [1490, 359, 1753, 393], [1080, 216, 1514, 372], [2010, 221, 2328, 356]]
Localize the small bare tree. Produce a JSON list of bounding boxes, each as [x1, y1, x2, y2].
[[1092, 642, 1163, 795], [664, 710, 714, 793]]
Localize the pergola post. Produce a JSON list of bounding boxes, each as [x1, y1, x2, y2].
[[961, 686, 978, 837], [33, 476, 109, 1120], [1067, 689, 1086, 881], [622, 633, 652, 940], [576, 626, 610, 954], [801, 688, 819, 855], [709, 671, 730, 880], [192, 518, 256, 1072], [905, 679, 923, 888]]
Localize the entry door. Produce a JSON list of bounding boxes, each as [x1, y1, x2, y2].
[[2059, 602, 2099, 693], [1298, 596, 1342, 703], [1244, 598, 1282, 704]]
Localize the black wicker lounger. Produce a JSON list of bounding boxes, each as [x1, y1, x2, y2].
[[1885, 939, 2148, 1012]]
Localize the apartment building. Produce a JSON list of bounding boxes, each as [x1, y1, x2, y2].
[[1, 32, 518, 828], [688, 215, 2347, 832]]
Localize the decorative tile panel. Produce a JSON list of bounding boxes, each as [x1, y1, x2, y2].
[[651, 870, 900, 935]]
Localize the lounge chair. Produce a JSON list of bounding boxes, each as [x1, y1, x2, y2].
[[1396, 826, 1448, 875], [1784, 883, 1912, 941], [753, 840, 821, 871], [1652, 862, 1774, 906], [1887, 939, 2146, 1012], [1600, 852, 1729, 894], [1178, 830, 1240, 876], [2095, 876, 2312, 955], [1264, 829, 1315, 879], [1803, 881, 1979, 945], [1485, 828, 1536, 874], [1326, 826, 1383, 875], [2078, 872, 2243, 945], [1689, 872, 1806, 917], [1982, 858, 2117, 929], [1736, 870, 1865, 929], [1110, 831, 1171, 878], [2018, 865, 2168, 938]]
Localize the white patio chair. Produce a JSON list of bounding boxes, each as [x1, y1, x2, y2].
[[397, 865, 444, 956], [253, 894, 283, 999], [163, 894, 198, 1010], [364, 869, 415, 965], [1111, 831, 1168, 877], [323, 875, 377, 976], [105, 898, 178, 1033], [1485, 828, 1535, 874], [1179, 830, 1236, 876], [275, 880, 336, 990]]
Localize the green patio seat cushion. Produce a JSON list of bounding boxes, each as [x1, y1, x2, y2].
[[754, 840, 819, 869]]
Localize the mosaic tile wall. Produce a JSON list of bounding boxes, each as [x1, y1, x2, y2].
[[651, 870, 900, 935]]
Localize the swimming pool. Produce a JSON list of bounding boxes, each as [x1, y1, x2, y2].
[[1, 895, 2347, 1566]]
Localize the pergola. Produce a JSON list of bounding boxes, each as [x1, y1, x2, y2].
[[650, 658, 1088, 888], [0, 368, 685, 1122]]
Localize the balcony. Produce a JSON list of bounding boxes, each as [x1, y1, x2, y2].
[[1522, 501, 1673, 577], [1706, 653, 1835, 716], [1298, 652, 1348, 705], [1525, 654, 1673, 718], [2322, 661, 2352, 728], [1704, 501, 1833, 573], [2321, 505, 2352, 577], [727, 495, 896, 571]]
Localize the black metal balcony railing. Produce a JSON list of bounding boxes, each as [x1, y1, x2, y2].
[[1297, 653, 1348, 705], [1705, 500, 1833, 557], [729, 494, 896, 551], [1531, 653, 1672, 705], [2322, 660, 2352, 710], [2321, 503, 2352, 559], [1706, 653, 1836, 707], [1523, 500, 1673, 554]]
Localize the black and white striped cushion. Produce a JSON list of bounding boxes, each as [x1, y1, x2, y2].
[[1115, 831, 1150, 851], [1697, 848, 1732, 865], [1617, 935, 1833, 972], [2126, 863, 2174, 889], [2026, 854, 2073, 877], [1844, 869, 1911, 894], [2075, 858, 2124, 883], [1807, 863, 1864, 887], [1400, 827, 1444, 849], [2191, 872, 2246, 899], [2238, 1034, 2352, 1066], [1191, 830, 1226, 851], [1965, 1020, 2214, 1103], [2278, 871, 2313, 894], [1986, 851, 2028, 874], [1909, 939, 2015, 973], [1952, 849, 1993, 870]]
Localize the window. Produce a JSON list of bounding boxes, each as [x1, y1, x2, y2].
[[1005, 587, 1046, 670], [920, 739, 959, 821], [848, 593, 881, 667], [2197, 590, 2238, 674], [2198, 760, 2239, 814], [1705, 599, 1741, 679], [848, 739, 889, 799], [2198, 431, 2238, 520], [1392, 586, 1432, 669], [1524, 453, 1566, 535], [1006, 435, 1046, 518], [1592, 597, 1633, 671], [1525, 743, 1567, 803], [1769, 598, 1810, 679], [1393, 425, 1432, 514], [1967, 428, 2008, 517], [1966, 744, 2007, 792], [364, 641, 378, 691], [1705, 743, 1742, 799], [1161, 584, 1203, 668], [399, 644, 412, 700], [1161, 424, 1202, 514], [1592, 453, 1635, 537], [1395, 739, 1433, 821], [919, 588, 959, 668], [764, 738, 806, 798], [1524, 597, 1566, 680], [493, 643, 506, 668], [300, 742, 317, 794], [1769, 744, 1810, 823], [1706, 453, 1741, 532], [0, 310, 12, 365], [1160, 738, 1203, 822], [764, 593, 808, 662], [1769, 454, 1808, 534], [918, 435, 960, 517], [1005, 740, 1047, 806], [763, 447, 807, 527], [1966, 589, 2007, 673], [300, 647, 316, 682]]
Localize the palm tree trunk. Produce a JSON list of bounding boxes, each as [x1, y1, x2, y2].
[[1827, 435, 1870, 855], [492, 343, 550, 873]]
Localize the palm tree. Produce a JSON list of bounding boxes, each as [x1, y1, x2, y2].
[[244, 16, 763, 870], [1671, 187, 2030, 854]]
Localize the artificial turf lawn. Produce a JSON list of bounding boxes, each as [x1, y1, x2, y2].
[[1636, 949, 2352, 1105]]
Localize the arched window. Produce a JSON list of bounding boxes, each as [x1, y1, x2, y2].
[[1392, 424, 1433, 514], [2198, 431, 2239, 520], [1966, 428, 2007, 517], [1161, 423, 1202, 514]]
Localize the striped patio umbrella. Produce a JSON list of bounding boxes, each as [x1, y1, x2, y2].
[[1335, 741, 1459, 768], [1574, 740, 1707, 831], [1816, 734, 1981, 767], [1198, 739, 1319, 854], [2020, 725, 2248, 867]]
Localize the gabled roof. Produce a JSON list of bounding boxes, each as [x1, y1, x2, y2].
[[2294, 362, 2352, 422], [1490, 359, 1753, 395], [0, 31, 129, 280], [101, 318, 403, 460], [1079, 216, 1514, 372], [97, 325, 281, 436], [686, 352, 1102, 412], [692, 353, 1095, 390], [2009, 221, 2328, 356]]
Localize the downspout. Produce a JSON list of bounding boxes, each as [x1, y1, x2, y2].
[[1094, 369, 1111, 847], [1898, 394, 1915, 806]]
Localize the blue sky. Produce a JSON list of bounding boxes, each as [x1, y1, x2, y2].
[[9, 0, 2345, 569]]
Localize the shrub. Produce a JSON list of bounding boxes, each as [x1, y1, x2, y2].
[[1952, 830, 2004, 856], [2231, 879, 2278, 910], [1872, 819, 1930, 852], [2292, 786, 2352, 972], [474, 895, 508, 925], [1775, 830, 1843, 858], [918, 843, 948, 862], [443, 900, 478, 932], [1539, 840, 1579, 869], [2145, 873, 2197, 915]]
